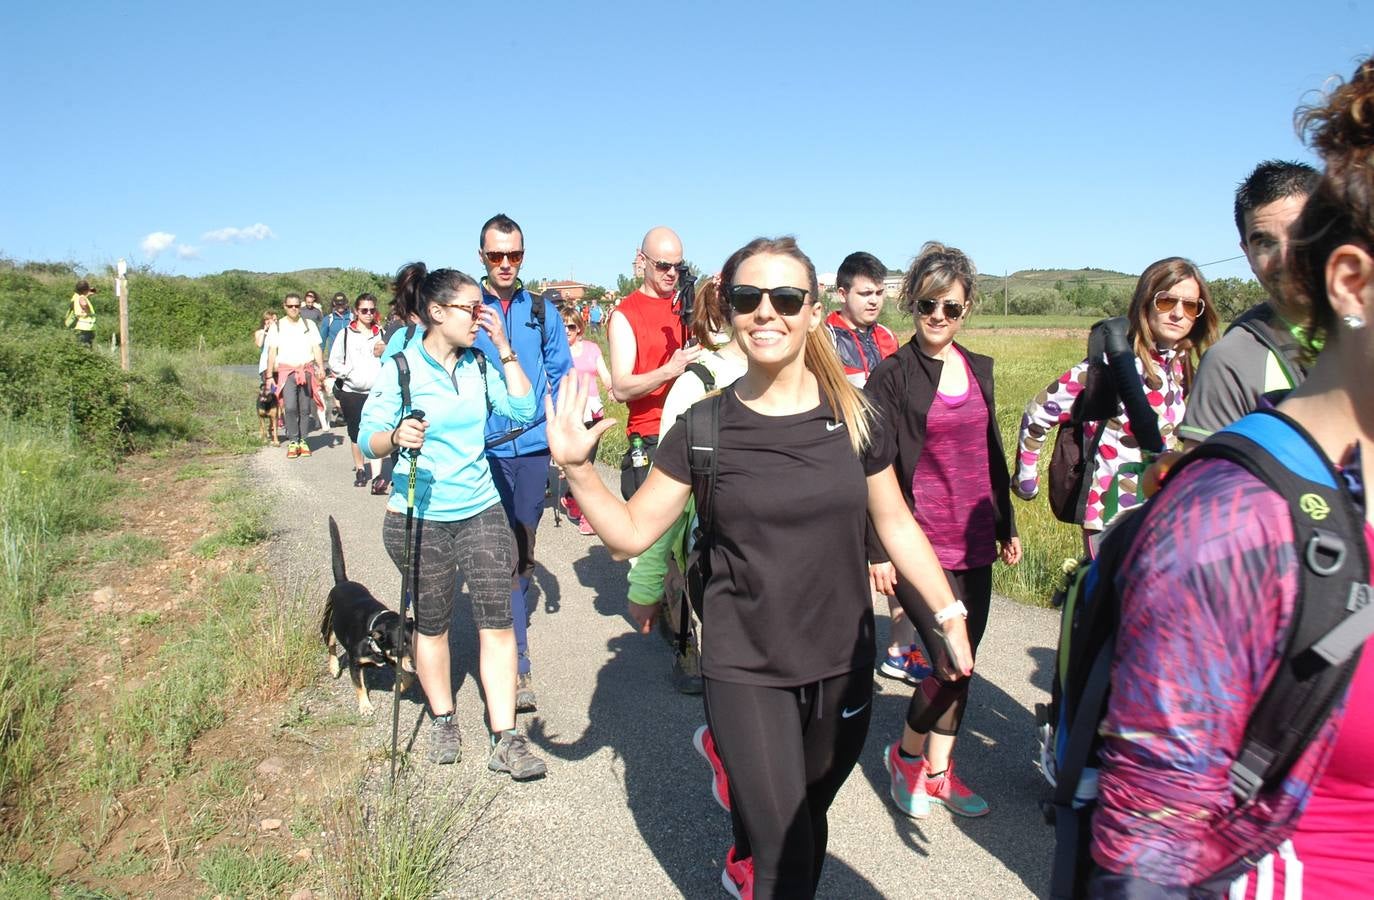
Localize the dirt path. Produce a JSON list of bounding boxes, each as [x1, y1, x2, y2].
[[255, 427, 1060, 898]]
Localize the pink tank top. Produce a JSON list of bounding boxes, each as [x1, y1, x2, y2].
[[910, 349, 997, 570], [1287, 524, 1374, 896]]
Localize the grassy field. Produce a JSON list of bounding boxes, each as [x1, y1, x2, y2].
[[584, 314, 1090, 607]]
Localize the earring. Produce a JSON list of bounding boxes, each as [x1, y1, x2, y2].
[[1343, 314, 1366, 331]]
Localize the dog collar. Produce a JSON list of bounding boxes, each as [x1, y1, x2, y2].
[[365, 609, 391, 655]]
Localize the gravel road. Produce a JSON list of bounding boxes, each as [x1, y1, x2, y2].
[[252, 421, 1059, 899]]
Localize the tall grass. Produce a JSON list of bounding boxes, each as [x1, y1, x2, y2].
[[0, 421, 117, 808]]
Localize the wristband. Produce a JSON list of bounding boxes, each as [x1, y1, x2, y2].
[[390, 427, 400, 450], [933, 600, 968, 625]]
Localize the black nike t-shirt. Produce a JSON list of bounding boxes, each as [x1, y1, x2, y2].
[[656, 387, 891, 687]]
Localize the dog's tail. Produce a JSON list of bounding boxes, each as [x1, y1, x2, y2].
[[329, 515, 347, 586]]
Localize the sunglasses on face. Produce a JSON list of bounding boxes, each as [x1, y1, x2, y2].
[[357, 307, 377, 314], [914, 298, 967, 319], [725, 285, 810, 316], [1152, 291, 1205, 318], [643, 254, 681, 274], [483, 250, 525, 265], [284, 304, 301, 309], [437, 302, 481, 317]]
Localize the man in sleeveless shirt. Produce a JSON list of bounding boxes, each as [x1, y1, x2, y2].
[[608, 226, 702, 500]]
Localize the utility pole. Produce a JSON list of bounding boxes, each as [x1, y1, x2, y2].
[[116, 258, 130, 370], [1003, 269, 1009, 316]]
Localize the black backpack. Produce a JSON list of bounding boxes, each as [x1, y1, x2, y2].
[[1041, 408, 1372, 898], [676, 390, 722, 657], [1047, 317, 1166, 524]]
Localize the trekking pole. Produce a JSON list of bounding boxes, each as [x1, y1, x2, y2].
[[391, 409, 426, 789]]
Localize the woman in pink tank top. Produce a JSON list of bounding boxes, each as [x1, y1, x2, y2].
[[864, 242, 1021, 820]]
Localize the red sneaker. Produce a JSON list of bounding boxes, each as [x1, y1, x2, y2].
[[721, 845, 753, 900], [924, 760, 989, 817], [561, 493, 583, 520], [693, 725, 731, 812], [578, 515, 595, 536]]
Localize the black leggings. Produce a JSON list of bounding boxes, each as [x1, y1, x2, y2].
[[894, 565, 992, 736], [704, 669, 873, 899]]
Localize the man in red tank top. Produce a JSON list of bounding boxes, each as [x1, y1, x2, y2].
[[608, 226, 701, 499]]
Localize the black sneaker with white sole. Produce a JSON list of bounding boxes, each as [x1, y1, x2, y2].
[[515, 672, 537, 712], [488, 730, 547, 780]]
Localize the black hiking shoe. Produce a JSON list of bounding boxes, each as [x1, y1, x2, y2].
[[672, 644, 704, 695], [488, 730, 546, 780], [515, 672, 537, 713], [429, 715, 461, 765]]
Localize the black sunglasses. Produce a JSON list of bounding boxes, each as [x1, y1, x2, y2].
[[915, 298, 967, 319], [643, 254, 681, 274], [725, 285, 810, 316]]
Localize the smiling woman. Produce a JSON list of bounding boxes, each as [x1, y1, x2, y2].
[[547, 235, 976, 899]]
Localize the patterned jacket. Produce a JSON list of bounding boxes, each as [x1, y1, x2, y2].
[[824, 311, 898, 387], [1015, 347, 1186, 531], [1089, 455, 1362, 895]]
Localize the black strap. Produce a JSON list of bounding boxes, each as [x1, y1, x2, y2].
[[678, 393, 722, 655], [685, 362, 715, 393], [1232, 316, 1302, 389], [1182, 414, 1370, 801], [526, 292, 547, 343]]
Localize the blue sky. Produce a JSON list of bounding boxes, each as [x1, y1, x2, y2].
[[2, 1, 1370, 287]]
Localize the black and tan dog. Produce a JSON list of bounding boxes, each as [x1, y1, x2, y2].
[[257, 378, 280, 445], [321, 516, 415, 713]]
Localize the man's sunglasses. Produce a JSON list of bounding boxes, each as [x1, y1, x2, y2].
[[914, 298, 967, 319], [643, 254, 681, 274], [284, 303, 301, 309], [1152, 291, 1205, 318], [483, 250, 525, 265], [725, 285, 810, 316]]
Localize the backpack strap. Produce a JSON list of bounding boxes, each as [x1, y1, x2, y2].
[[473, 349, 492, 417], [402, 322, 417, 349], [1230, 316, 1302, 390], [527, 290, 547, 343], [685, 361, 716, 393], [1190, 410, 1371, 801], [678, 392, 722, 655]]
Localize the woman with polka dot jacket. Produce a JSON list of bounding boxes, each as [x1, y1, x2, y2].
[[1013, 258, 1218, 553]]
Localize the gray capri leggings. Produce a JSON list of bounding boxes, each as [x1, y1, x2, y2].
[[382, 503, 515, 635]]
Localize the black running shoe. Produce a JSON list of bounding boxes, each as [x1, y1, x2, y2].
[[429, 715, 461, 765]]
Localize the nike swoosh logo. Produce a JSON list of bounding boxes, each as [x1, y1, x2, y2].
[[841, 701, 870, 719], [826, 421, 845, 432]]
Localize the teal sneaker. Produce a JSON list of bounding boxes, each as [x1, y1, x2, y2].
[[883, 741, 930, 818], [924, 760, 989, 817]]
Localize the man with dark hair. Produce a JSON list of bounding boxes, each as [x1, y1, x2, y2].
[[826, 251, 898, 387], [472, 213, 573, 713], [1178, 160, 1320, 445], [608, 226, 700, 499], [321, 292, 353, 428], [300, 290, 324, 328]]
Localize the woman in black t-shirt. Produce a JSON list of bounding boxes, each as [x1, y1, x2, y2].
[[548, 237, 974, 899]]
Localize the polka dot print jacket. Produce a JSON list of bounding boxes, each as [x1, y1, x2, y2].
[[1014, 347, 1186, 531]]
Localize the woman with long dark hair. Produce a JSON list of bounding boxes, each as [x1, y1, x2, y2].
[[547, 237, 974, 898], [358, 262, 546, 779], [329, 293, 386, 487]]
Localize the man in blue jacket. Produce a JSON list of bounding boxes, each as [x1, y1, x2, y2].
[[472, 213, 573, 713]]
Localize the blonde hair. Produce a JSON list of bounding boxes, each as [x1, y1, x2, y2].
[[719, 236, 872, 455]]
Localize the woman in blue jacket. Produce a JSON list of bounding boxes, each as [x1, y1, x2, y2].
[[360, 262, 545, 780]]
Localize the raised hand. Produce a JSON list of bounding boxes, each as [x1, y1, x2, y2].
[[545, 373, 617, 468]]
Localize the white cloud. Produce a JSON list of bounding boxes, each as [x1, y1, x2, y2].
[[202, 223, 275, 243], [176, 244, 200, 260], [140, 231, 176, 259]]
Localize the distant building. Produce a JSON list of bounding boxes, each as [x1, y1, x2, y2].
[[541, 280, 588, 302]]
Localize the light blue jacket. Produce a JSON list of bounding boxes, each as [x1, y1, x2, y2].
[[471, 282, 572, 457], [360, 339, 535, 521]]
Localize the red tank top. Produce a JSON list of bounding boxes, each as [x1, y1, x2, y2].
[[617, 290, 683, 437]]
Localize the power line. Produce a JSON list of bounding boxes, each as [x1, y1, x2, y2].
[[1195, 254, 1246, 268]]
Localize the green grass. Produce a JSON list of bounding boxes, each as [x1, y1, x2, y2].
[[89, 533, 165, 565], [191, 485, 270, 558], [322, 783, 495, 900], [197, 846, 303, 898]]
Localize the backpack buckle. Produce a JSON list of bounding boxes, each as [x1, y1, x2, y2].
[[1305, 529, 1347, 577], [1348, 582, 1373, 614], [1228, 748, 1271, 804]]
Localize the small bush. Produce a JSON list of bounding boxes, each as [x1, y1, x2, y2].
[[198, 846, 303, 898]]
